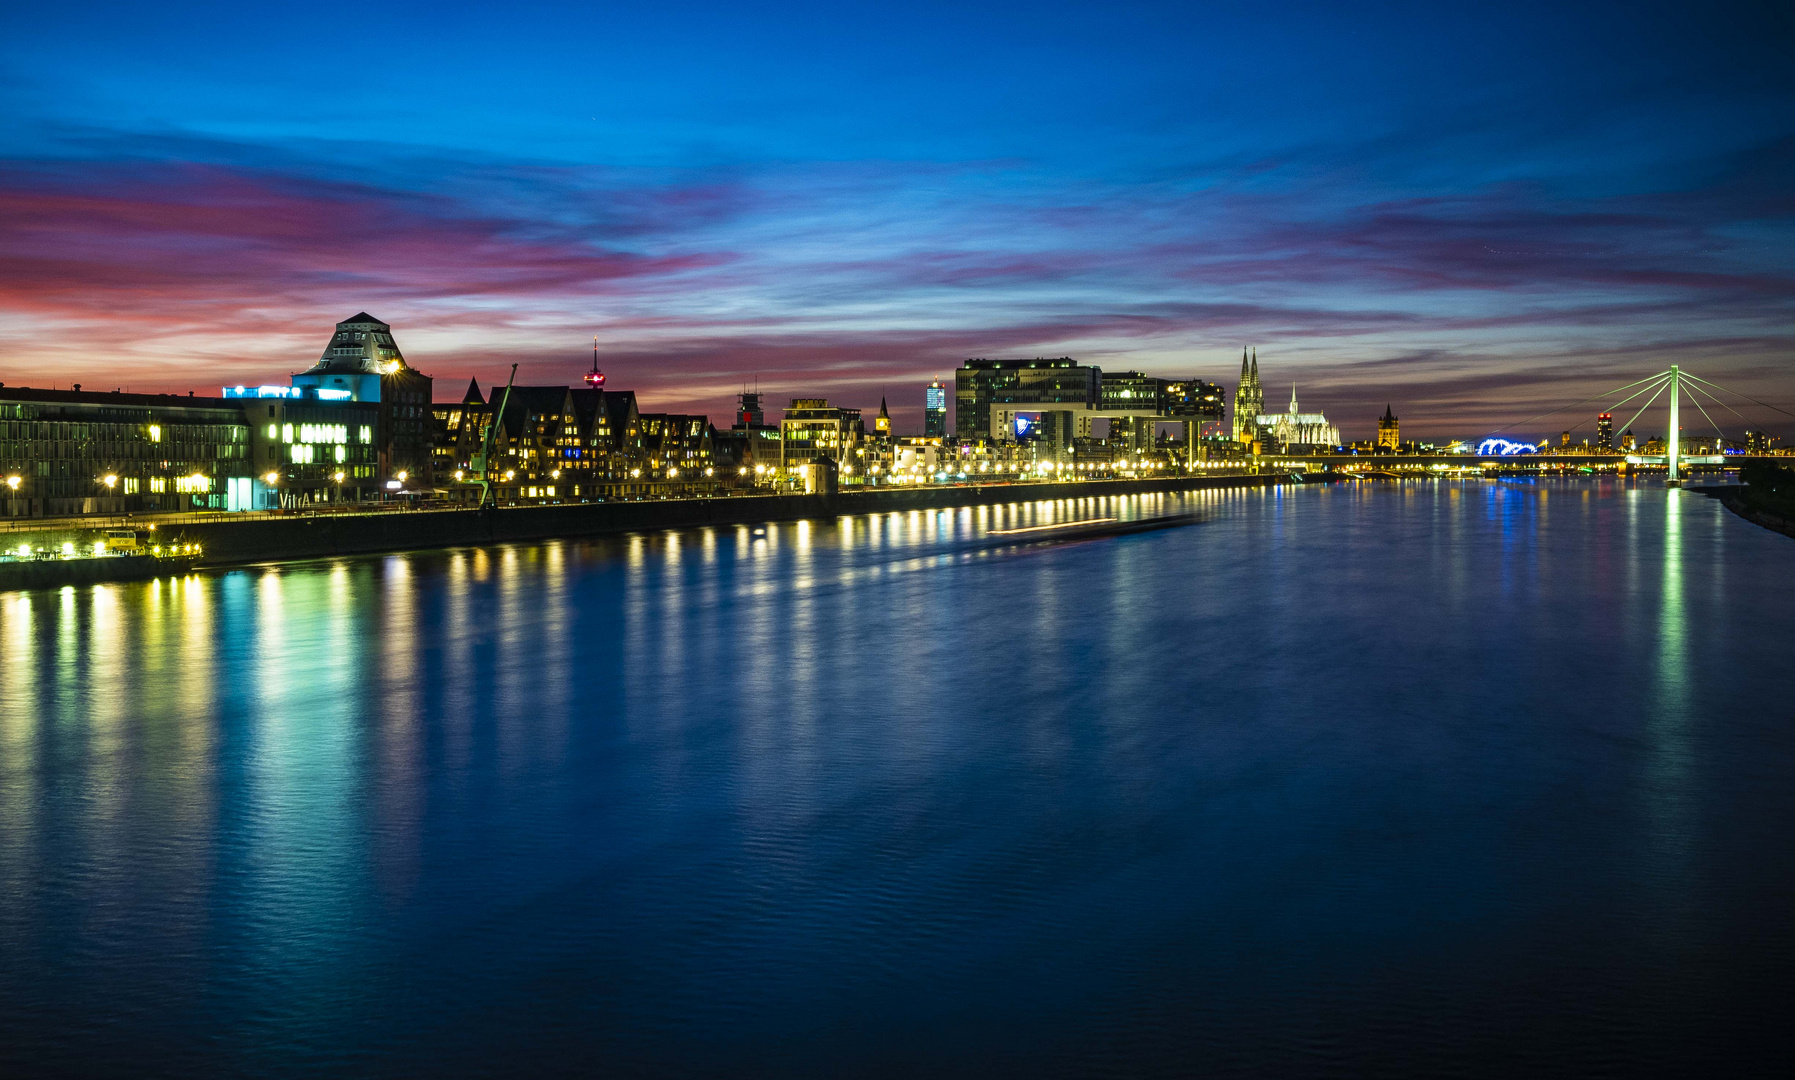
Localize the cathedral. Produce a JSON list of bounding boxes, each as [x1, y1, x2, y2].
[[1255, 385, 1341, 451], [1229, 348, 1341, 451], [1230, 347, 1263, 443]]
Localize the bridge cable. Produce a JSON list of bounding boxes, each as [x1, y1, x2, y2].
[[1680, 378, 1749, 425], [1581, 373, 1673, 440], [1681, 385, 1726, 444], [1479, 370, 1669, 440], [1603, 373, 1673, 417], [1678, 371, 1795, 422], [1615, 378, 1672, 440]]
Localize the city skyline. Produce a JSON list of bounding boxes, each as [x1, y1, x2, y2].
[[2, 2, 1792, 439]]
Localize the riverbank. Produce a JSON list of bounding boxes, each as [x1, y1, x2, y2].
[[0, 473, 1281, 590], [1698, 487, 1795, 541]]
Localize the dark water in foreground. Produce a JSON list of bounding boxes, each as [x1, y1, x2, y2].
[[3, 480, 1793, 1077]]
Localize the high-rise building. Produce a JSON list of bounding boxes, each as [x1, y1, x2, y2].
[[1597, 413, 1614, 450], [925, 381, 948, 437], [955, 359, 1098, 441], [1230, 348, 1264, 443], [1377, 404, 1400, 450]]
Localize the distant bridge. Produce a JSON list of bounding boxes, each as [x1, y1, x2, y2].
[[1459, 364, 1792, 484]]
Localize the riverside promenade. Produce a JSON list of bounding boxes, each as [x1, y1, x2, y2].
[[0, 474, 1284, 590]]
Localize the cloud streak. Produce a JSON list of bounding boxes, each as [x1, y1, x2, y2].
[[0, 125, 1792, 439]]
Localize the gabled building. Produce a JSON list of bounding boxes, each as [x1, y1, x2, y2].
[[637, 413, 715, 481]]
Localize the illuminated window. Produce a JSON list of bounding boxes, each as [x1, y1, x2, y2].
[[148, 425, 161, 443], [149, 477, 166, 493]]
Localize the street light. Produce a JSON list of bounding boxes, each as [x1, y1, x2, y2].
[[263, 472, 280, 485], [102, 474, 118, 489], [5, 476, 20, 491]]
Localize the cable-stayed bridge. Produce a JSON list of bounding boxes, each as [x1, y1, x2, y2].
[[1265, 364, 1793, 483]]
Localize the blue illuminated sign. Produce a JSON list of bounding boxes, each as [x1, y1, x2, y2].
[[1476, 438, 1538, 456]]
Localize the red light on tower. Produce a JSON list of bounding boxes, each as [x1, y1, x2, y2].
[[586, 336, 606, 389]]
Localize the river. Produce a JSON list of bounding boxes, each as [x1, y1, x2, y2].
[[2, 479, 1792, 1076]]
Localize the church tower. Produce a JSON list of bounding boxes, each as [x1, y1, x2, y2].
[[1377, 404, 1399, 450], [1230, 347, 1263, 443], [875, 396, 891, 436]]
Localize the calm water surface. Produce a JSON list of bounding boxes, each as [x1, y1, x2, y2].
[[3, 481, 1793, 1076]]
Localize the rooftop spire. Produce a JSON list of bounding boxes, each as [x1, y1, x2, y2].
[[1250, 347, 1258, 379], [585, 335, 606, 389], [1289, 383, 1298, 412]]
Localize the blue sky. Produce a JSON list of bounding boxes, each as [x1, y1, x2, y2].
[[2, 0, 1791, 437]]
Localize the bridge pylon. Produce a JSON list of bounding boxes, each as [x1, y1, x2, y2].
[[1667, 364, 1681, 484]]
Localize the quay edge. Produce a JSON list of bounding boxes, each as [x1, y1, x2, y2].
[[3, 473, 1285, 590]]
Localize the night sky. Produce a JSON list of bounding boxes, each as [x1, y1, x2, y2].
[[2, 1, 1791, 439]]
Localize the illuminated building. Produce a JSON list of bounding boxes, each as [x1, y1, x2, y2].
[[1230, 347, 1264, 443], [432, 378, 718, 503], [0, 387, 253, 516], [892, 437, 947, 478], [1377, 404, 1400, 450], [1597, 413, 1614, 450], [780, 399, 865, 480], [875, 397, 892, 435], [956, 358, 1099, 444], [1101, 371, 1163, 455], [925, 381, 948, 437], [1255, 385, 1341, 451], [1162, 378, 1226, 425], [290, 313, 434, 481]]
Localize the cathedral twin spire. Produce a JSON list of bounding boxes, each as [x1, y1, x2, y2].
[[1231, 346, 1264, 442]]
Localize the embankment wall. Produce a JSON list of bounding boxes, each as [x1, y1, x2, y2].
[[2, 473, 1282, 590]]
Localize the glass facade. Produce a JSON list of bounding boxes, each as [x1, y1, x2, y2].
[[1, 390, 250, 516]]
